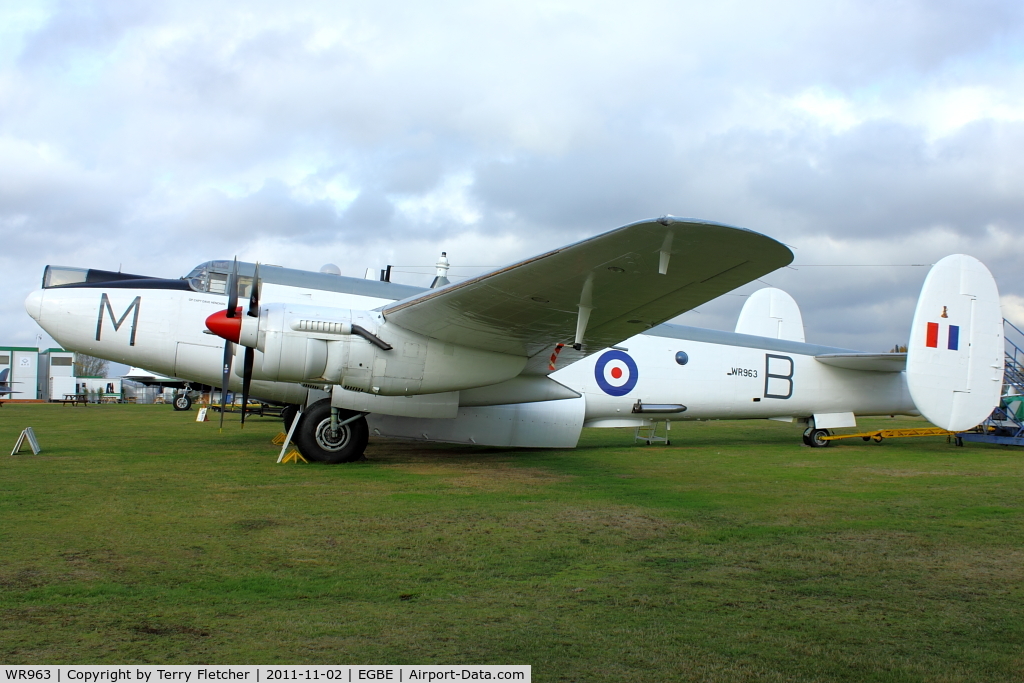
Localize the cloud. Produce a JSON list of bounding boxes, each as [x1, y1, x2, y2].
[[1001, 295, 1024, 329], [17, 0, 152, 70], [2, 0, 1024, 356]]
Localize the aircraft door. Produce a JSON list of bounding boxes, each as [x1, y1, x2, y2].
[[175, 342, 223, 386]]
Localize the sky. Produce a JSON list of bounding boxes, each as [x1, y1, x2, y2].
[[3, 0, 1024, 361]]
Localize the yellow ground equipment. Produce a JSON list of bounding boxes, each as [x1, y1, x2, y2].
[[271, 432, 307, 463], [822, 427, 959, 444]]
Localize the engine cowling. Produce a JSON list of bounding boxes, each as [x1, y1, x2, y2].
[[213, 303, 527, 396]]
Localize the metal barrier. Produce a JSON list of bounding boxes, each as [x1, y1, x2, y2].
[[960, 319, 1024, 446]]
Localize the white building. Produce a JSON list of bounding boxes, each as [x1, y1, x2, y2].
[[1, 346, 39, 399], [38, 348, 75, 400], [35, 348, 122, 401]]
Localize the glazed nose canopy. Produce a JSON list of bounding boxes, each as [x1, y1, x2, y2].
[[205, 308, 243, 343]]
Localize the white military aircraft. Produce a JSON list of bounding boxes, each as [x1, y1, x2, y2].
[[24, 217, 1003, 462]]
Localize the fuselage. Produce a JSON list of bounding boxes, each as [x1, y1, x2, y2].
[[559, 327, 916, 424], [24, 261, 918, 426]]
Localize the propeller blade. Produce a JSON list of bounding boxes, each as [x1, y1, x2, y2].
[[248, 262, 260, 317], [219, 339, 233, 430], [240, 346, 254, 428], [226, 257, 239, 318]]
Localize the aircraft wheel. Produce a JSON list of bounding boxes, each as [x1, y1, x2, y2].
[[173, 394, 192, 411], [808, 428, 832, 448], [293, 399, 368, 464], [281, 404, 299, 432], [802, 427, 813, 446]]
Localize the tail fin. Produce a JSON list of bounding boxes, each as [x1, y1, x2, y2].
[[906, 255, 1003, 431], [734, 287, 806, 342], [0, 367, 8, 384]]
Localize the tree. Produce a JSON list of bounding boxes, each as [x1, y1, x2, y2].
[[74, 353, 109, 378]]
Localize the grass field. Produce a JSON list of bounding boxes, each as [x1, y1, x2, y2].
[[1, 404, 1022, 681]]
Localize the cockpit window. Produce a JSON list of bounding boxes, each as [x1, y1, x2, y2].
[[185, 261, 252, 299], [42, 266, 89, 288]]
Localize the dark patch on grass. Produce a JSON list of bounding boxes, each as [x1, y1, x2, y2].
[[232, 519, 279, 531], [131, 623, 210, 638], [0, 568, 47, 590], [643, 556, 715, 570]]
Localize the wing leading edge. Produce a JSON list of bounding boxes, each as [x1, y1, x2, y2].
[[383, 217, 794, 372]]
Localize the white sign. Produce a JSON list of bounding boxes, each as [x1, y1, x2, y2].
[[11, 427, 41, 455], [196, 407, 208, 422]]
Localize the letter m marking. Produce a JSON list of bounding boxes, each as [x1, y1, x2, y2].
[[96, 293, 142, 346]]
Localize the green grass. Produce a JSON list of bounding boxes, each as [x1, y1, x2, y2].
[[1, 404, 1023, 681]]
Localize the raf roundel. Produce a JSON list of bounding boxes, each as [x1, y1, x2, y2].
[[594, 350, 639, 396]]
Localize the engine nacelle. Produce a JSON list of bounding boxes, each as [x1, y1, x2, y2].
[[242, 303, 527, 395]]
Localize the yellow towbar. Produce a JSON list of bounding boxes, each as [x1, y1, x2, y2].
[[822, 427, 957, 443]]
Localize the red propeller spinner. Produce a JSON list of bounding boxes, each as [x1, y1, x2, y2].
[[206, 308, 243, 343]]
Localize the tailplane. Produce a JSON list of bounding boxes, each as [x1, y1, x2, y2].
[[906, 255, 1003, 431], [734, 287, 806, 342]]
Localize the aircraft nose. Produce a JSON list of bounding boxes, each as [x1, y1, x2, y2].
[[24, 289, 43, 321], [205, 309, 242, 343]]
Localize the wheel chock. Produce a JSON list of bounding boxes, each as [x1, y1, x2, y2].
[[280, 449, 308, 464]]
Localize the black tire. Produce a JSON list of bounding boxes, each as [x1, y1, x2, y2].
[[173, 394, 192, 411], [808, 428, 832, 448], [802, 427, 813, 446], [281, 404, 299, 432], [293, 399, 369, 464]]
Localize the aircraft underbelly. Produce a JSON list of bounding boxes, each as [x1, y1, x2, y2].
[[368, 397, 586, 448]]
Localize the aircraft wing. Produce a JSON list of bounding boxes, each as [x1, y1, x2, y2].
[[815, 353, 907, 372], [383, 217, 794, 373]]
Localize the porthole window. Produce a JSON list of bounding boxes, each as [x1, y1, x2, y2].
[[675, 351, 689, 365]]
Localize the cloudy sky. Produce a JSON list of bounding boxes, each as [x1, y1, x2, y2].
[[4, 0, 1024, 357]]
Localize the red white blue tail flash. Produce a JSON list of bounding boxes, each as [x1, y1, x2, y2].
[[924, 321, 960, 350]]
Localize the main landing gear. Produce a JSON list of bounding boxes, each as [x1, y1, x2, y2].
[[291, 399, 369, 464]]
